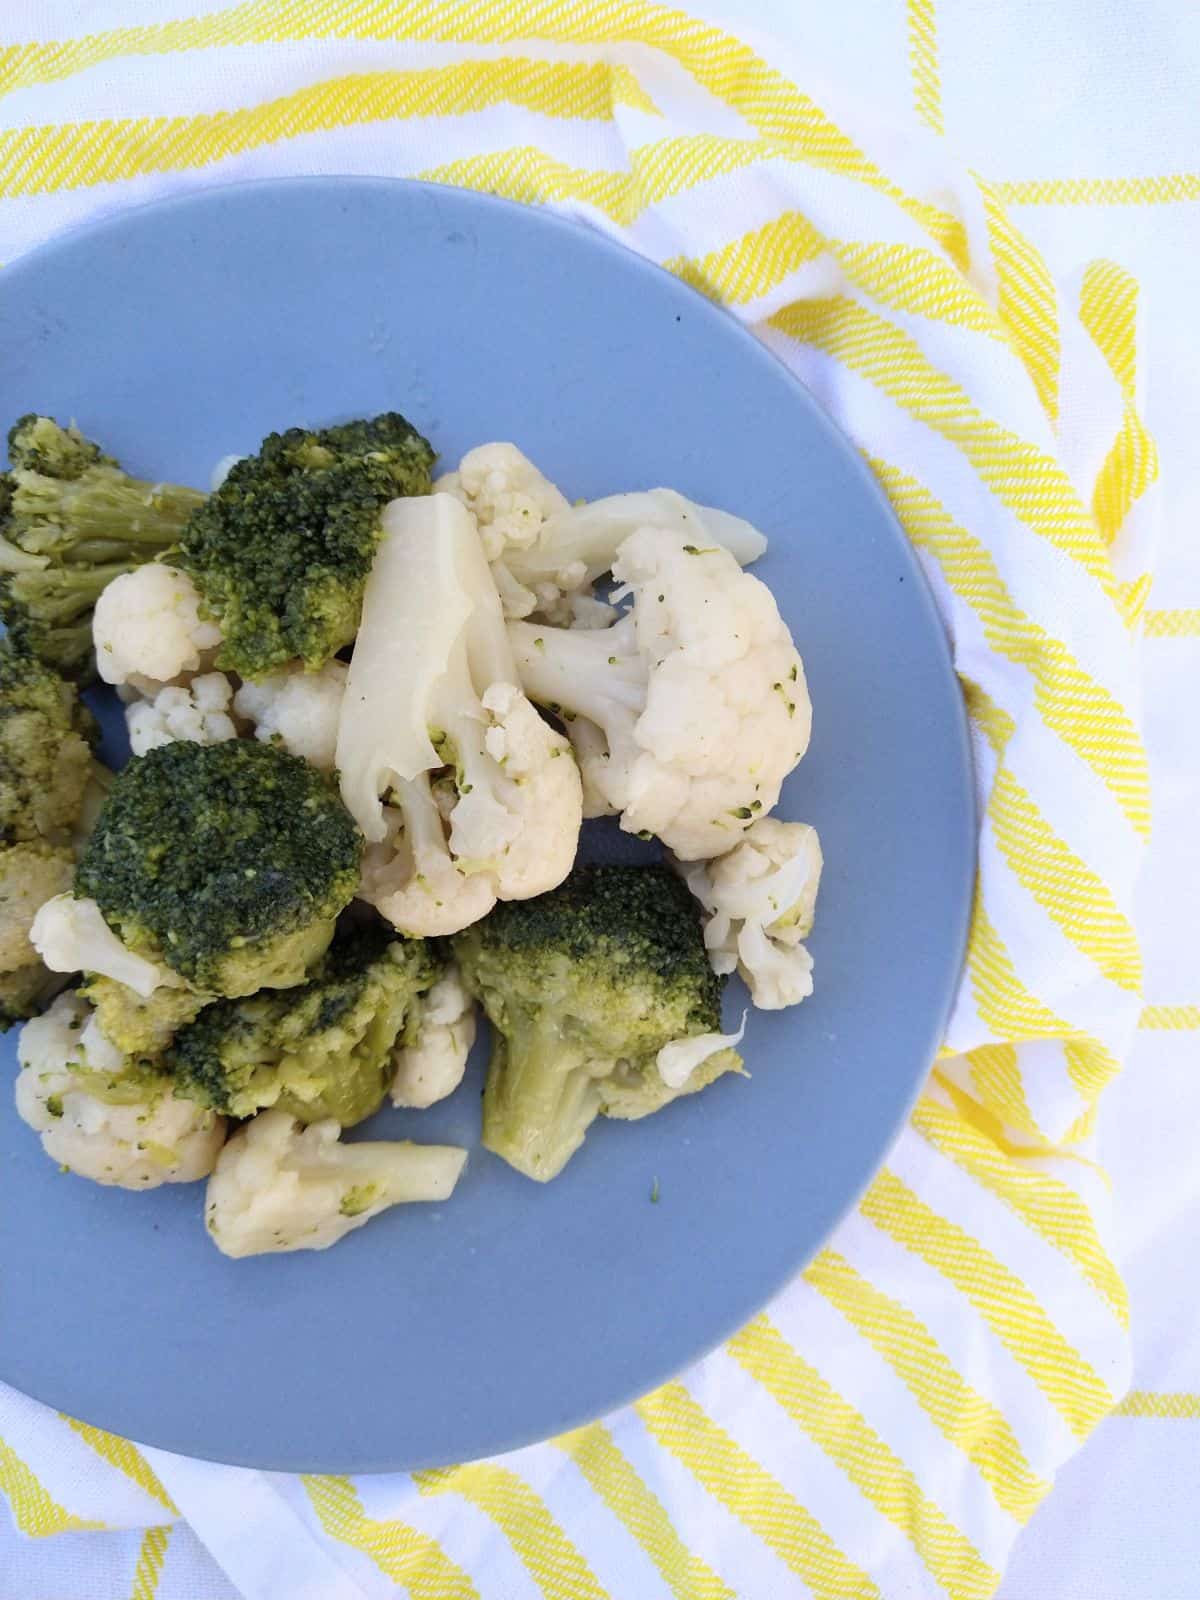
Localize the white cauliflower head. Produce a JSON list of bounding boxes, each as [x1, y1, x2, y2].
[[336, 494, 582, 937], [233, 660, 347, 771], [92, 563, 222, 692], [15, 992, 225, 1188], [0, 843, 74, 971], [680, 817, 823, 1009], [391, 966, 477, 1109], [436, 443, 569, 563], [204, 1109, 467, 1258], [125, 672, 238, 757], [31, 892, 176, 997], [493, 487, 769, 621], [509, 529, 811, 859]]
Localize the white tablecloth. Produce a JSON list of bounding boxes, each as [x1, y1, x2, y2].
[[1, 3, 1197, 1594]]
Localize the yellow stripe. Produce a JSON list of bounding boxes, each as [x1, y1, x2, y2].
[[963, 681, 1142, 996], [666, 212, 1000, 347], [772, 296, 1122, 610], [730, 1317, 999, 1597], [906, 0, 944, 134], [805, 1250, 1050, 1522], [1117, 1392, 1200, 1418], [129, 1527, 171, 1600], [303, 1476, 478, 1600], [964, 1044, 1040, 1138], [862, 1171, 1116, 1437], [870, 456, 1149, 838], [416, 1463, 610, 1600], [0, 61, 658, 197], [0, 0, 967, 263], [555, 1424, 735, 1600], [1079, 261, 1137, 393], [1139, 1004, 1200, 1029], [995, 175, 1200, 206], [1119, 573, 1154, 627], [665, 211, 825, 303], [975, 179, 1060, 424], [911, 1095, 1128, 1325], [64, 1417, 176, 1513], [968, 902, 1122, 1117], [0, 1436, 105, 1535], [933, 1068, 1113, 1185], [1078, 263, 1159, 548], [1143, 608, 1200, 638], [636, 1382, 881, 1600]]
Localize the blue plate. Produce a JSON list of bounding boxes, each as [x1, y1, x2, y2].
[[0, 179, 973, 1472]]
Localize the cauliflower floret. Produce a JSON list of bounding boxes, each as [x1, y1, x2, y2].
[[657, 1012, 747, 1089], [31, 892, 175, 996], [233, 660, 347, 771], [493, 487, 769, 621], [337, 494, 582, 937], [508, 529, 811, 860], [93, 563, 222, 692], [15, 992, 225, 1188], [437, 443, 569, 563], [680, 818, 823, 1008], [204, 1109, 467, 1257], [391, 966, 477, 1108], [126, 672, 238, 756]]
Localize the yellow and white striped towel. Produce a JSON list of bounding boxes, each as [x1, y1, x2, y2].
[[0, 4, 1175, 1596]]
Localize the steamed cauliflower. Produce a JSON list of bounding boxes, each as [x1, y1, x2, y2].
[[126, 672, 238, 756], [204, 1109, 467, 1257], [32, 892, 175, 996], [509, 528, 811, 859], [491, 485, 769, 621], [391, 966, 477, 1108], [93, 563, 222, 693], [437, 442, 569, 563], [15, 991, 225, 1188], [679, 818, 823, 1008], [337, 494, 582, 937], [233, 659, 347, 770]]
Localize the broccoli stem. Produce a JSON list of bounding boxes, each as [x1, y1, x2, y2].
[[481, 1024, 605, 1182], [11, 475, 204, 557]]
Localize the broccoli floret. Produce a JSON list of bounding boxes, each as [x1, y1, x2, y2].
[[80, 974, 208, 1056], [76, 740, 362, 996], [167, 922, 435, 1125], [0, 416, 205, 678], [453, 863, 743, 1181], [0, 636, 96, 846], [0, 839, 75, 1027], [176, 413, 435, 678]]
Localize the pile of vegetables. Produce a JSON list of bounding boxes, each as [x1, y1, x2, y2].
[[2, 416, 822, 1257]]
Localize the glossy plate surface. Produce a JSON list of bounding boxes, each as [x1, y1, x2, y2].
[[0, 179, 973, 1471]]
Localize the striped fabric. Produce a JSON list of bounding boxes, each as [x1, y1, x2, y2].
[[2, 4, 1189, 1596]]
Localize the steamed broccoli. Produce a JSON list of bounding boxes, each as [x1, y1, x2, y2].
[[0, 635, 96, 846], [453, 863, 744, 1181], [75, 739, 362, 997], [0, 415, 205, 678], [81, 974, 208, 1056], [176, 413, 435, 678], [167, 922, 435, 1126], [0, 637, 100, 1025]]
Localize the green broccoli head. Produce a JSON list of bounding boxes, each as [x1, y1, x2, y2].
[[0, 636, 96, 847], [0, 416, 206, 678], [176, 412, 435, 678], [75, 739, 363, 997], [0, 958, 66, 1030], [452, 863, 740, 1181], [167, 921, 435, 1125]]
